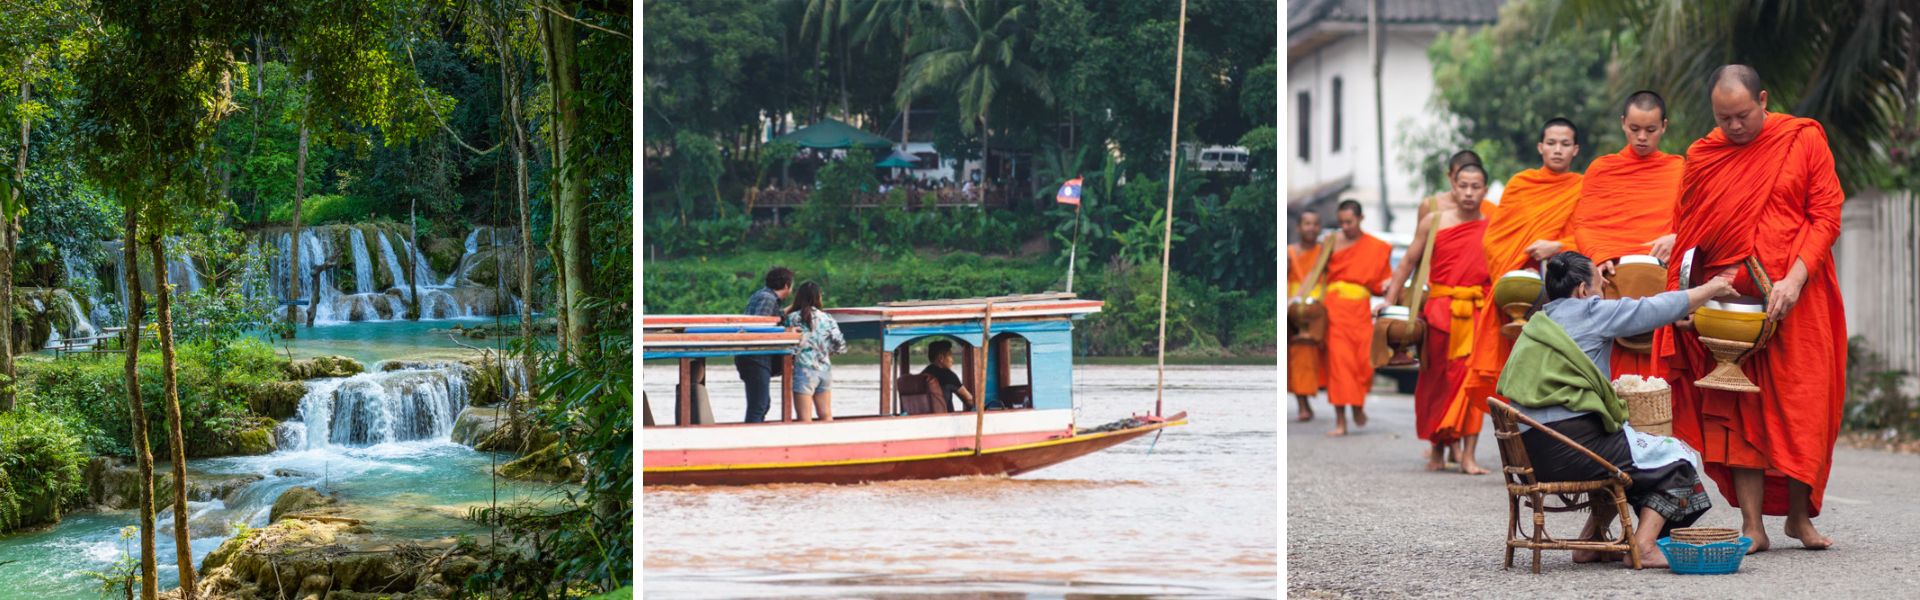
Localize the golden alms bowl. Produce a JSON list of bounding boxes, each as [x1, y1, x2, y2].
[[1693, 297, 1767, 344], [1493, 269, 1543, 307], [1691, 296, 1770, 393], [1494, 270, 1542, 339]]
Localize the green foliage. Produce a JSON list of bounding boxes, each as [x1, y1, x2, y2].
[[671, 131, 725, 223], [18, 338, 283, 458], [1414, 0, 1621, 194], [0, 404, 89, 532], [264, 193, 374, 226], [1843, 335, 1920, 439]]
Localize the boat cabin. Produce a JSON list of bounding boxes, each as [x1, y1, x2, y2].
[[642, 294, 1102, 426]]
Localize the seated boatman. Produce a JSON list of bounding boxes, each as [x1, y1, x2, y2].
[[920, 341, 975, 412]]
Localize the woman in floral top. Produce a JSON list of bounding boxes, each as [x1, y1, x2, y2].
[[785, 281, 847, 421]]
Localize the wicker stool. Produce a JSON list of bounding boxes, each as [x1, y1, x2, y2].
[[1485, 398, 1642, 573]]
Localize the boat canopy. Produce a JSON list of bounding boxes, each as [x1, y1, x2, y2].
[[641, 315, 799, 360], [828, 294, 1101, 411]]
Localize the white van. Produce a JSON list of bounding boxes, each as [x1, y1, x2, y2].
[[1193, 146, 1250, 172]]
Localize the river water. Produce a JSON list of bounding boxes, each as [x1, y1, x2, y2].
[[642, 364, 1279, 599], [0, 318, 552, 599]]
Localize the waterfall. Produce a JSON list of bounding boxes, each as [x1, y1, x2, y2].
[[375, 232, 409, 296], [285, 363, 472, 450], [349, 228, 376, 294]]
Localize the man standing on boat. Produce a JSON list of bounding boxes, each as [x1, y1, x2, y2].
[[1322, 200, 1393, 437], [736, 266, 794, 423]]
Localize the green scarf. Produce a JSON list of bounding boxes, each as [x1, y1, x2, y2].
[[1495, 313, 1628, 432]]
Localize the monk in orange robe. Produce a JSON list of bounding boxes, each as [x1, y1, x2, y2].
[[1416, 149, 1498, 225], [1287, 210, 1329, 421], [1323, 200, 1393, 437], [1436, 118, 1585, 475], [1573, 91, 1685, 380], [1383, 164, 1490, 470], [1659, 65, 1843, 552]]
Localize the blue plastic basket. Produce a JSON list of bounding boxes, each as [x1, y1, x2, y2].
[[1656, 536, 1753, 574]]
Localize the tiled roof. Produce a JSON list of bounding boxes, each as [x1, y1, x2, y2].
[[1289, 0, 1503, 36]]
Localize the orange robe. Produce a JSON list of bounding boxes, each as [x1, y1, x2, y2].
[[1436, 168, 1583, 438], [1416, 218, 1490, 443], [1574, 147, 1685, 379], [1287, 243, 1328, 396], [1323, 234, 1392, 407], [1657, 112, 1846, 516]]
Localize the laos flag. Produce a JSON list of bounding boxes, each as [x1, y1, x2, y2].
[[1056, 177, 1083, 206]]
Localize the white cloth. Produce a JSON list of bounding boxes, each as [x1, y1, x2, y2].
[[1621, 422, 1705, 476]]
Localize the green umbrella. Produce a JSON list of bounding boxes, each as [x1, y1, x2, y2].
[[769, 117, 896, 150], [875, 150, 920, 168]]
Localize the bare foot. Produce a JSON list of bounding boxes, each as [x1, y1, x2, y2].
[[1327, 425, 1348, 437], [1745, 526, 1771, 554], [1353, 408, 1369, 427], [1785, 519, 1834, 550], [1460, 461, 1489, 475], [1425, 456, 1446, 471], [1296, 408, 1313, 422], [1573, 549, 1622, 563], [1634, 542, 1668, 569]]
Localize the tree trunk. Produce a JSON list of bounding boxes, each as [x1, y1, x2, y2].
[[1, 81, 28, 412], [538, 8, 571, 361], [146, 232, 195, 598], [504, 50, 537, 359], [981, 114, 991, 206], [121, 204, 158, 600], [544, 2, 591, 357], [287, 77, 311, 335]]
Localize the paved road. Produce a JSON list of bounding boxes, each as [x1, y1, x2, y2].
[[1287, 390, 1920, 598]]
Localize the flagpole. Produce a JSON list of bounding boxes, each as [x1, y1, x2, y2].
[[1067, 190, 1082, 294]]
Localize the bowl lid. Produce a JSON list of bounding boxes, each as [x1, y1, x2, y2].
[[1499, 269, 1541, 280], [1617, 254, 1661, 266], [1703, 297, 1764, 313]]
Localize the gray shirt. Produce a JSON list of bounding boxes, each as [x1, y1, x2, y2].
[[1513, 291, 1692, 427]]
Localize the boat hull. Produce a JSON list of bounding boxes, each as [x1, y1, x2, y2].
[[644, 412, 1187, 486]]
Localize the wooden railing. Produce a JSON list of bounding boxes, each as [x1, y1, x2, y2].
[[748, 188, 1011, 210]]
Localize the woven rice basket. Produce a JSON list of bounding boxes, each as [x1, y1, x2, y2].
[[1621, 388, 1672, 437], [1670, 527, 1740, 545]]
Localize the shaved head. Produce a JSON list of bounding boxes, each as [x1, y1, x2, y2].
[[1623, 90, 1667, 121], [1709, 64, 1763, 102], [1447, 149, 1483, 177], [1709, 64, 1769, 145]]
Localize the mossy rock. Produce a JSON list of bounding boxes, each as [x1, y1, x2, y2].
[[450, 406, 504, 448], [192, 419, 279, 457], [269, 486, 337, 523], [246, 380, 309, 419], [282, 355, 365, 380], [498, 441, 581, 483], [424, 236, 464, 275]]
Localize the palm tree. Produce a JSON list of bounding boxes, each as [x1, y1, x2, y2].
[[1541, 0, 1916, 187], [856, 0, 935, 155], [897, 0, 1054, 206], [802, 0, 867, 119]]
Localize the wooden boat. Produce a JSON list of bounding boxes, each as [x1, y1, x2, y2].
[[642, 294, 1188, 486]]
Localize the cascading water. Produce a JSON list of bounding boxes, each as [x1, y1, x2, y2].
[[285, 363, 473, 450], [350, 227, 376, 294]]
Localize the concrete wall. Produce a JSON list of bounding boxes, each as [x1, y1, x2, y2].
[[1287, 31, 1446, 237], [1835, 190, 1920, 394]]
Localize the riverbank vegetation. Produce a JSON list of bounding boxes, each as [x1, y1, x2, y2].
[[0, 0, 630, 598], [641, 0, 1277, 358]]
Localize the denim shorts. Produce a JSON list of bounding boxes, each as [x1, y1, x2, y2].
[[793, 365, 832, 395]]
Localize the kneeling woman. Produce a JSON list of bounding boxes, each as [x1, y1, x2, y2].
[[1497, 251, 1733, 567]]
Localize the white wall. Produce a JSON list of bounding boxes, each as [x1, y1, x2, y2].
[[1288, 31, 1450, 236], [1834, 190, 1920, 395]]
